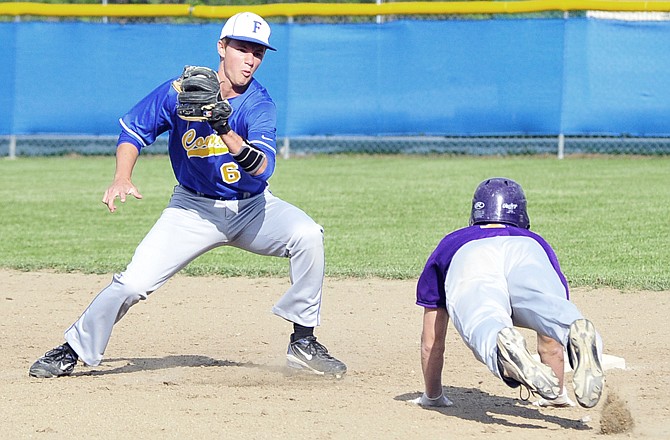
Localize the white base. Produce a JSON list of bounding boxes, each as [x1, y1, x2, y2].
[[532, 353, 626, 372]]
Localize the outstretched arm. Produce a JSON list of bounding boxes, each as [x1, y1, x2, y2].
[[102, 142, 143, 213], [534, 333, 575, 407], [537, 334, 565, 389], [420, 307, 450, 401]]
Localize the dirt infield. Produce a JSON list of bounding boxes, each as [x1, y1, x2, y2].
[[1, 270, 668, 439]]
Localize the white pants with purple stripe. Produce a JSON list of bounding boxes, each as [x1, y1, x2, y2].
[[443, 235, 598, 379]]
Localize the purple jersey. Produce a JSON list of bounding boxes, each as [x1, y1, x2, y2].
[[117, 74, 277, 200], [416, 224, 569, 308]]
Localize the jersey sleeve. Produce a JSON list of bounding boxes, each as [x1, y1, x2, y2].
[[117, 78, 177, 152], [243, 99, 277, 181], [416, 255, 447, 309], [416, 228, 475, 309]]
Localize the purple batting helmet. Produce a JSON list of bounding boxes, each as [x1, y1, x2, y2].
[[469, 177, 530, 229]]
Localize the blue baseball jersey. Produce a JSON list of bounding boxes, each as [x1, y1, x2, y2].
[[117, 73, 277, 200], [416, 224, 569, 309]]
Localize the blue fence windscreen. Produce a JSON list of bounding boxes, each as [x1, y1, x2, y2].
[[2, 18, 670, 137]]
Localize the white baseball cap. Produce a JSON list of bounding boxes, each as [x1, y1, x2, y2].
[[220, 12, 277, 51]]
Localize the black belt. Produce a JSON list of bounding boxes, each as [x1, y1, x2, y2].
[[180, 185, 254, 201]]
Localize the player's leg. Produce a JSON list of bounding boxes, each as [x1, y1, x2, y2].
[[445, 240, 513, 371], [445, 238, 559, 399], [227, 190, 345, 377], [504, 237, 583, 342], [505, 237, 604, 407], [64, 206, 224, 366], [30, 193, 227, 377], [228, 190, 325, 326]]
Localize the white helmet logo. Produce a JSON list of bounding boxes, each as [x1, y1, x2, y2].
[[502, 202, 518, 212]]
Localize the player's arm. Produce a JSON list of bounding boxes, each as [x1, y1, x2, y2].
[[420, 307, 448, 399], [537, 334, 566, 389], [534, 333, 577, 406], [218, 130, 267, 176], [102, 142, 143, 213], [105, 76, 176, 212], [173, 66, 272, 177]]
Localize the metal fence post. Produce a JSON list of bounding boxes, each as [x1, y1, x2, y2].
[[376, 0, 384, 24], [281, 137, 290, 159], [9, 135, 17, 159]]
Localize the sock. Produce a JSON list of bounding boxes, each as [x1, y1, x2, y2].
[[291, 323, 314, 342]]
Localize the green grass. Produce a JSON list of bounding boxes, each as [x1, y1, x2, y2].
[[1, 154, 668, 291]]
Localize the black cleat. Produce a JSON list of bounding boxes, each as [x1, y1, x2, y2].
[[29, 343, 78, 378], [286, 336, 347, 378]]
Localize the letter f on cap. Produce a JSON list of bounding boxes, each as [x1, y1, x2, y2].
[[220, 12, 277, 51]]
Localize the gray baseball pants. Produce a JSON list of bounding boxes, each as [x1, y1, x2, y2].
[[65, 186, 325, 366]]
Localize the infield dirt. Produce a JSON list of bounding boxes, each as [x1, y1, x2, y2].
[[1, 270, 668, 439]]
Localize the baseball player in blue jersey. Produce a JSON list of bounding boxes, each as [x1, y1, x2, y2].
[[411, 177, 604, 409], [29, 12, 346, 379]]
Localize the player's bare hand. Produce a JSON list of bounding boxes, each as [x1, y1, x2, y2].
[[408, 392, 454, 408], [102, 179, 143, 213]]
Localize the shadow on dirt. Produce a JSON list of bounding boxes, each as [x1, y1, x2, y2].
[[73, 354, 286, 376], [395, 387, 591, 431]]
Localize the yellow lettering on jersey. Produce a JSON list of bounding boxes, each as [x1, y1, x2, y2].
[[182, 129, 229, 158], [480, 223, 506, 229]]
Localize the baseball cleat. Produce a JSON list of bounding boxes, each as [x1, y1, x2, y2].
[[29, 343, 78, 378], [568, 319, 604, 408], [286, 336, 347, 379], [496, 327, 560, 401]]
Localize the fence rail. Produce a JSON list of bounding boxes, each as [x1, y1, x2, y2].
[[2, 1, 670, 19], [3, 134, 670, 159]]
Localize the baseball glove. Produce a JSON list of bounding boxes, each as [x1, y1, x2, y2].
[[173, 66, 232, 134]]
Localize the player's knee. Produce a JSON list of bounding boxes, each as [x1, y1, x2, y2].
[[111, 273, 151, 302], [292, 222, 324, 250]]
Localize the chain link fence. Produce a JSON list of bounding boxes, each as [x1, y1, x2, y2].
[[3, 134, 670, 158]]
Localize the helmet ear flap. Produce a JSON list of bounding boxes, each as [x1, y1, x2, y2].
[[469, 178, 530, 229]]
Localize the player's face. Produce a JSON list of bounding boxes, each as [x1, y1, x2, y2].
[[219, 39, 266, 90]]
